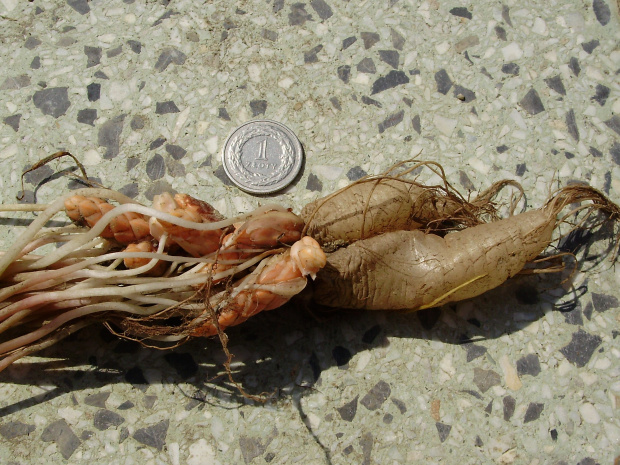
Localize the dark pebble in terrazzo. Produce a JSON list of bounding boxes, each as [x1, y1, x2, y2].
[[166, 144, 187, 160], [544, 75, 566, 96], [152, 10, 178, 27], [218, 107, 231, 120], [449, 7, 472, 19], [3, 114, 21, 132], [87, 82, 101, 101], [346, 166, 367, 181], [357, 57, 376, 74], [391, 398, 407, 414], [453, 85, 476, 102], [304, 45, 322, 63], [81, 430, 93, 440], [503, 396, 516, 421], [154, 47, 187, 72], [485, 401, 493, 414], [337, 65, 351, 83], [288, 3, 312, 26], [562, 304, 583, 325], [495, 26, 507, 41], [362, 325, 381, 344], [130, 115, 145, 130], [611, 142, 620, 164], [390, 27, 405, 50], [361, 96, 381, 107], [262, 29, 278, 41], [273, 0, 284, 13], [460, 170, 475, 190], [24, 36, 42, 49], [436, 422, 451, 443], [583, 302, 594, 320], [435, 69, 452, 95], [409, 69, 420, 75], [77, 108, 97, 126], [343, 445, 353, 455], [516, 354, 541, 377], [403, 97, 412, 106], [604, 115, 620, 136], [417, 307, 440, 329], [462, 389, 484, 400], [84, 46, 102, 68], [501, 5, 512, 25], [591, 292, 619, 312], [117, 401, 134, 410], [310, 0, 333, 20], [107, 45, 123, 58], [250, 99, 267, 116], [371, 69, 409, 94], [33, 87, 70, 118], [501, 63, 519, 75], [603, 171, 612, 193], [94, 409, 125, 431], [132, 419, 169, 451], [412, 114, 421, 134], [239, 435, 267, 464], [378, 110, 404, 133], [550, 428, 558, 441], [360, 380, 391, 411], [119, 182, 139, 198], [566, 109, 579, 141], [560, 329, 602, 367], [475, 436, 484, 447], [330, 96, 341, 110], [213, 165, 234, 186], [149, 137, 166, 150], [360, 32, 380, 49], [383, 413, 393, 424], [463, 343, 487, 362], [125, 366, 149, 391], [516, 163, 526, 176], [581, 40, 599, 54], [31, 56, 41, 69], [496, 145, 509, 153], [156, 101, 180, 114], [127, 39, 142, 54], [337, 395, 359, 421], [98, 114, 125, 159], [94, 70, 108, 79], [0, 421, 36, 439], [67, 0, 90, 15], [569, 57, 580, 76], [41, 419, 81, 460], [473, 368, 501, 393], [143, 395, 157, 409], [576, 459, 598, 465], [332, 345, 352, 366], [378, 50, 399, 69], [84, 392, 110, 408], [519, 88, 545, 115], [360, 432, 373, 464], [309, 351, 321, 381], [593, 0, 611, 25], [306, 173, 323, 191], [164, 352, 198, 379], [342, 36, 356, 49], [592, 84, 610, 106], [523, 402, 544, 423], [146, 154, 166, 180]]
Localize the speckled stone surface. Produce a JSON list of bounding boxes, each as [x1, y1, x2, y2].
[[0, 0, 619, 464]]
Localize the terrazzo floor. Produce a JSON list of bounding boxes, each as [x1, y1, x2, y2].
[[0, 0, 619, 464]]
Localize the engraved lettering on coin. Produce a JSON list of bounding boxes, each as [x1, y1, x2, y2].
[[222, 120, 304, 194]]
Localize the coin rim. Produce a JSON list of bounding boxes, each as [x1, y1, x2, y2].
[[221, 119, 304, 195]]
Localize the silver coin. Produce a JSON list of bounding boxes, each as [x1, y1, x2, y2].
[[221, 119, 304, 194]]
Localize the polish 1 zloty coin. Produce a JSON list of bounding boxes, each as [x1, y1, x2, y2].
[[222, 119, 304, 194]]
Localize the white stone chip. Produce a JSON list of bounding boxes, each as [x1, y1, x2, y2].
[[433, 115, 457, 137], [83, 149, 102, 166], [205, 135, 219, 154], [579, 403, 600, 424], [500, 355, 522, 390], [278, 77, 294, 89], [501, 43, 523, 61], [187, 439, 216, 465], [0, 144, 17, 159], [532, 18, 548, 35], [1, 0, 17, 11], [248, 63, 261, 83]]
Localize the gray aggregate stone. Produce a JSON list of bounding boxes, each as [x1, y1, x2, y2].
[[127, 40, 142, 54], [342, 36, 356, 49], [41, 419, 80, 460], [310, 0, 333, 20], [165, 144, 187, 160], [30, 56, 41, 69], [33, 87, 70, 118], [156, 101, 180, 114], [592, 84, 610, 106], [412, 114, 421, 134], [544, 75, 566, 95], [77, 109, 97, 126], [250, 99, 267, 116], [582, 40, 599, 54], [516, 354, 541, 377], [67, 0, 90, 14], [591, 292, 619, 312], [3, 114, 21, 132], [605, 115, 620, 136], [472, 368, 500, 393], [146, 154, 166, 180], [357, 57, 376, 74], [1, 75, 30, 90], [503, 396, 516, 420], [288, 3, 312, 26], [378, 110, 404, 133], [593, 0, 611, 25], [337, 65, 351, 83], [24, 36, 41, 49], [435, 423, 451, 443], [371, 70, 409, 94], [84, 46, 102, 67], [132, 419, 169, 451], [565, 109, 579, 141], [435, 69, 452, 94], [560, 329, 602, 367], [306, 173, 323, 191], [360, 32, 380, 49], [390, 28, 405, 50], [98, 114, 125, 158], [360, 380, 391, 410], [523, 402, 544, 423], [0, 421, 35, 439], [94, 410, 125, 431], [378, 50, 399, 69], [337, 396, 358, 421], [154, 47, 187, 72], [519, 88, 545, 115], [84, 392, 110, 408]]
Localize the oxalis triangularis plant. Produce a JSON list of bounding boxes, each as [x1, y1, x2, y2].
[[0, 152, 618, 400]]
